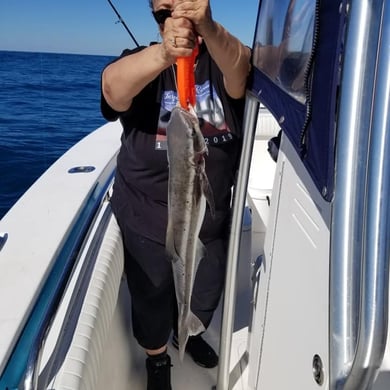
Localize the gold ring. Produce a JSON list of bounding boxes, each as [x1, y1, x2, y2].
[[170, 37, 177, 48]]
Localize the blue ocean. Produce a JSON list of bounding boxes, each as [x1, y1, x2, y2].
[[0, 51, 115, 219]]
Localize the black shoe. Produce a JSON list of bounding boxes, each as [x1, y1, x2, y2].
[[146, 353, 172, 390], [172, 334, 219, 368]]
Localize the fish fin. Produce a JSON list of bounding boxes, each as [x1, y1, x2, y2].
[[187, 311, 206, 336], [201, 171, 216, 218], [169, 252, 182, 264], [188, 104, 197, 117], [166, 246, 181, 264], [195, 239, 207, 271], [166, 224, 182, 263], [178, 310, 206, 361]]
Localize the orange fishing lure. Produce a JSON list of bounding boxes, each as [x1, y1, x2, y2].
[[176, 42, 199, 110]]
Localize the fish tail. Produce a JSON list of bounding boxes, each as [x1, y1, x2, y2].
[[178, 310, 206, 361]]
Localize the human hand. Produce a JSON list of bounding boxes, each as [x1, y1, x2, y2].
[[172, 0, 214, 38], [161, 13, 198, 60]]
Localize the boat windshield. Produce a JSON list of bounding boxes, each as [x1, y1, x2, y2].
[[252, 0, 315, 104]]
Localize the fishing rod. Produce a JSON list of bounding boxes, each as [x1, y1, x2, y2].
[[107, 0, 140, 47]]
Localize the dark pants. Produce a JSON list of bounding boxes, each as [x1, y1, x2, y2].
[[122, 230, 227, 350]]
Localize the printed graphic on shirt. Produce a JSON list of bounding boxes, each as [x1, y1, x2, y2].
[[155, 81, 234, 150]]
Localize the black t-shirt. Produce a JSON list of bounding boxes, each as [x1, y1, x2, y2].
[[101, 43, 245, 245]]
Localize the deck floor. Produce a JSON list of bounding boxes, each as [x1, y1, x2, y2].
[[96, 278, 250, 390]]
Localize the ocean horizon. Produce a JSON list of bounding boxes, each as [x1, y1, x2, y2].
[[0, 50, 116, 219], [0, 49, 117, 58]]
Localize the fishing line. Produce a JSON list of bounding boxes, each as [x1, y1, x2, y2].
[[107, 0, 140, 47]]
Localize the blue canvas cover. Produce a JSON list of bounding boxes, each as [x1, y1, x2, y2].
[[249, 0, 347, 201]]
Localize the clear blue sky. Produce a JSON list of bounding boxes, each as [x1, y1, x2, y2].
[[0, 0, 259, 56]]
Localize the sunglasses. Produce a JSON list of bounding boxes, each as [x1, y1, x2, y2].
[[152, 9, 172, 25]]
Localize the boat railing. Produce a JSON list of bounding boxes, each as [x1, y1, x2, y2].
[[330, 0, 390, 388], [216, 95, 259, 390]]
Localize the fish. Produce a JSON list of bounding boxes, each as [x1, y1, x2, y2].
[[165, 105, 215, 361]]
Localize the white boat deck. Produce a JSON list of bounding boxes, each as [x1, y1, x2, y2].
[[95, 278, 250, 390]]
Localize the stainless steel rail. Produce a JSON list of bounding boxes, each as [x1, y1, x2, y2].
[[343, 1, 390, 388], [216, 95, 259, 390], [330, 0, 390, 388]]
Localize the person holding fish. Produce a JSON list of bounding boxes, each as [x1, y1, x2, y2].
[[101, 0, 251, 388]]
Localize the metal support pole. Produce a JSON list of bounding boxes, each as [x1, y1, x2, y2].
[[216, 95, 259, 390]]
